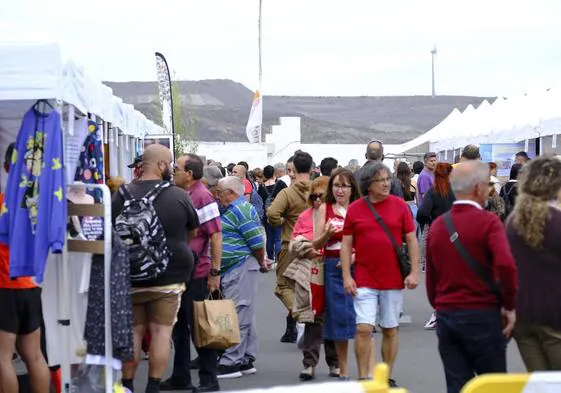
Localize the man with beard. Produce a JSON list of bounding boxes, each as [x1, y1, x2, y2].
[[112, 144, 200, 393]]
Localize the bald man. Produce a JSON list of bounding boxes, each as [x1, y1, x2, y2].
[[112, 144, 200, 393], [232, 164, 253, 201]]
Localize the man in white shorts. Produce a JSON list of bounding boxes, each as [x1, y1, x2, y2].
[[341, 161, 419, 388]]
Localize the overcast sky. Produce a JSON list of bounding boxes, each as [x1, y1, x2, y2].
[[1, 0, 560, 97]]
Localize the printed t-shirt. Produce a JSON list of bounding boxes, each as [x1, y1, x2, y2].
[[343, 196, 415, 290], [0, 193, 36, 289]]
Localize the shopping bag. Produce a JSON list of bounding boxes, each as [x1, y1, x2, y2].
[[193, 296, 241, 350], [310, 258, 325, 316]]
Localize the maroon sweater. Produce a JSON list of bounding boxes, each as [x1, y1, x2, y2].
[[426, 202, 518, 311]]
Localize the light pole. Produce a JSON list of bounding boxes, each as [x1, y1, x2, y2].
[[431, 46, 437, 98]]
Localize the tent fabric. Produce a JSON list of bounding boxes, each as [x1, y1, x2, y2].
[[400, 88, 561, 153], [0, 32, 162, 138]]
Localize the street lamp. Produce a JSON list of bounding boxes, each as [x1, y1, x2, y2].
[[431, 46, 437, 98]]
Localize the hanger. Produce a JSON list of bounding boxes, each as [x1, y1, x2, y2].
[[33, 99, 55, 115]]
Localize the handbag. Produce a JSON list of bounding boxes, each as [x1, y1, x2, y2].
[[364, 197, 411, 279], [193, 292, 241, 350], [442, 212, 501, 301]]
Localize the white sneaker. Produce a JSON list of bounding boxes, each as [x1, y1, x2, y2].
[[424, 312, 437, 330]]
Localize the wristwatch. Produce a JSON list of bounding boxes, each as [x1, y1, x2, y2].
[[210, 268, 220, 277]]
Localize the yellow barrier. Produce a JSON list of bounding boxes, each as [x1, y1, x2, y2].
[[361, 363, 408, 393], [461, 372, 561, 393]]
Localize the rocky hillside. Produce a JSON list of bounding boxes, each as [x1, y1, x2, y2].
[[105, 80, 493, 144]]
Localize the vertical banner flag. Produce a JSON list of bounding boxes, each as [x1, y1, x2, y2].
[[154, 52, 174, 138], [246, 90, 262, 144]]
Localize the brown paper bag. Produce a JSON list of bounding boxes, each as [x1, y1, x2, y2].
[[193, 299, 241, 350]]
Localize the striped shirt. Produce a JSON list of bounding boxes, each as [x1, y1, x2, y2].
[[221, 196, 264, 273]]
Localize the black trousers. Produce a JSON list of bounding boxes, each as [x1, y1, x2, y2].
[[302, 321, 338, 368], [437, 309, 507, 393], [171, 277, 217, 385]]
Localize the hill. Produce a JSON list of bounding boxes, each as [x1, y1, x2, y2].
[[105, 80, 493, 144]]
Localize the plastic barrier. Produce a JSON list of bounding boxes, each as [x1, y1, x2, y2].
[[224, 363, 407, 393], [461, 372, 561, 393]]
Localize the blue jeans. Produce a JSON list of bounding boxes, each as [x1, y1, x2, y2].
[[264, 222, 281, 260], [436, 309, 507, 393]]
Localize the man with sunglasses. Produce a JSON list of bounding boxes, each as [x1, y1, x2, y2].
[[355, 140, 404, 199]]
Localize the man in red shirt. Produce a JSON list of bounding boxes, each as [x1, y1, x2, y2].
[[0, 143, 51, 393], [341, 161, 419, 387], [161, 153, 222, 392], [426, 161, 517, 393]]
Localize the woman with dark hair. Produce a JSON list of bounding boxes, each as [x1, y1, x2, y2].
[[313, 168, 361, 380], [396, 162, 416, 203], [416, 162, 455, 330], [506, 157, 561, 371], [500, 163, 523, 218], [259, 165, 280, 262]]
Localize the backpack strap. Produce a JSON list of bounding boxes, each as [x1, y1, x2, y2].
[[144, 181, 171, 203], [119, 184, 134, 201], [442, 212, 501, 301]]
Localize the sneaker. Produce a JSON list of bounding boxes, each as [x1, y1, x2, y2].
[[240, 362, 257, 375], [389, 379, 399, 388], [424, 312, 437, 330], [338, 376, 350, 381], [299, 366, 315, 381], [217, 364, 242, 379], [143, 352, 149, 360], [328, 367, 340, 378]]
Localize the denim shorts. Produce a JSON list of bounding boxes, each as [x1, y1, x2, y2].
[[354, 288, 403, 329]]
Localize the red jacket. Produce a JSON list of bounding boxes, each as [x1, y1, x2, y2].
[[426, 201, 517, 311]]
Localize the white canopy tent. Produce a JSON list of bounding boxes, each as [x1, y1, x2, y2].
[[397, 87, 561, 155]]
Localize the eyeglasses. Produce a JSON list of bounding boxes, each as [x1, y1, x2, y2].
[[309, 193, 323, 201], [333, 184, 352, 190]]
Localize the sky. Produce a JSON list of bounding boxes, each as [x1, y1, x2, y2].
[[1, 0, 560, 97]]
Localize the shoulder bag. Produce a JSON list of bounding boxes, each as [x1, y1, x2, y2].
[[442, 212, 501, 301], [364, 197, 411, 279]]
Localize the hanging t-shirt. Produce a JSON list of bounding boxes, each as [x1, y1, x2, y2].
[[75, 120, 104, 202], [0, 107, 66, 283]]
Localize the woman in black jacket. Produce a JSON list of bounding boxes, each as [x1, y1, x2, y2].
[[417, 162, 456, 232]]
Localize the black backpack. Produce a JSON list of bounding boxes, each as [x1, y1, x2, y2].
[[263, 184, 274, 211], [502, 183, 517, 217], [115, 181, 172, 282]]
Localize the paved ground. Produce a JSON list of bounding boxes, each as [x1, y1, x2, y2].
[[133, 272, 526, 393]]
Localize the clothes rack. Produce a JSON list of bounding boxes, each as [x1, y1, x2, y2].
[[59, 102, 114, 393]]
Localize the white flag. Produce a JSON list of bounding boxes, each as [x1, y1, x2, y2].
[[246, 90, 262, 144]]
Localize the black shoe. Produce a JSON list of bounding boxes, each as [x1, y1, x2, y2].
[[280, 315, 297, 343], [190, 357, 200, 369], [192, 382, 220, 392], [216, 364, 242, 379], [240, 361, 257, 375], [389, 379, 398, 388], [160, 377, 195, 391]]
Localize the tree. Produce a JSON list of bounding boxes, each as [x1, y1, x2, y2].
[[171, 73, 198, 157]]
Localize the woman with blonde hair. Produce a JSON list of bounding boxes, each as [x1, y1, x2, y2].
[[506, 156, 561, 371]]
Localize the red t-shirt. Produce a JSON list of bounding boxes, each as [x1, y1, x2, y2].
[[343, 196, 415, 290], [243, 179, 253, 196], [0, 193, 36, 289]]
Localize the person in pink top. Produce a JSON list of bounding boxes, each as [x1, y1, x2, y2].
[[313, 168, 361, 381], [290, 176, 341, 381]]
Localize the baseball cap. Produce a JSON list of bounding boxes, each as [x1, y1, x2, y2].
[[127, 155, 143, 169]]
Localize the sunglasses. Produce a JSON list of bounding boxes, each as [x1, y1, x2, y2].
[[310, 193, 323, 201]]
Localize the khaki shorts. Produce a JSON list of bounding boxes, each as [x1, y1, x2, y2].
[[131, 291, 182, 327]]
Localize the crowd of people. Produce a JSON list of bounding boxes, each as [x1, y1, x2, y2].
[[1, 138, 561, 393]]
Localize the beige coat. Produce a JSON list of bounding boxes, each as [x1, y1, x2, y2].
[[283, 235, 315, 323]]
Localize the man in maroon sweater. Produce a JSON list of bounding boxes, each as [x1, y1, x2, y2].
[[426, 160, 518, 393]]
